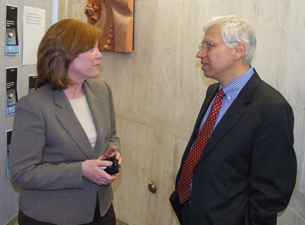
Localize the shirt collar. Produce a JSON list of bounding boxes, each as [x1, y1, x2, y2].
[[220, 66, 255, 99]]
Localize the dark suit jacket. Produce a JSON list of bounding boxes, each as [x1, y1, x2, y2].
[[9, 79, 120, 225], [174, 72, 297, 225]]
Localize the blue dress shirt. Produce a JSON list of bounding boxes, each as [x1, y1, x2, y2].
[[198, 66, 255, 133], [190, 66, 255, 195]]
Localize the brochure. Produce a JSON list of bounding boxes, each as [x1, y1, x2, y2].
[[6, 5, 19, 54]]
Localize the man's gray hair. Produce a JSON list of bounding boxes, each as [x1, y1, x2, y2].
[[203, 15, 256, 65]]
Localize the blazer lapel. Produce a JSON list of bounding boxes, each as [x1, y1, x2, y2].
[[83, 81, 108, 158], [193, 85, 219, 141], [180, 84, 220, 165], [199, 72, 262, 160], [53, 89, 95, 159]]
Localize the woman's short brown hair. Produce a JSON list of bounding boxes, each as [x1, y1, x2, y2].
[[36, 18, 101, 90]]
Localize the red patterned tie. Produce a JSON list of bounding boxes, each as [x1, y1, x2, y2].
[[177, 88, 225, 204]]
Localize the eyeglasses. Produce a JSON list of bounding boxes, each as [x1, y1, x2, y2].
[[198, 41, 237, 51]]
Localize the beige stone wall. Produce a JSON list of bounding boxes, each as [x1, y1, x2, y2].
[[61, 1, 305, 224]]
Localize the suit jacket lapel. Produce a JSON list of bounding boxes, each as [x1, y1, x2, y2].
[[53, 87, 96, 159], [180, 84, 220, 164], [192, 85, 219, 142], [199, 72, 262, 160], [83, 81, 108, 158]]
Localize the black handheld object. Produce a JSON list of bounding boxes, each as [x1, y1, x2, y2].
[[104, 156, 119, 175]]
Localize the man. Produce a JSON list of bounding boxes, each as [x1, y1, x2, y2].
[[170, 15, 297, 225]]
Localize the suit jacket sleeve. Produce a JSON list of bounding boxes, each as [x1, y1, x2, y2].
[[246, 102, 297, 224], [9, 94, 84, 190]]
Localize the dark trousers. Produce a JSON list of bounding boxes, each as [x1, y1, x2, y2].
[[18, 200, 116, 225]]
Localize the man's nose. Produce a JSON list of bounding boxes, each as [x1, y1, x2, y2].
[[196, 47, 207, 58]]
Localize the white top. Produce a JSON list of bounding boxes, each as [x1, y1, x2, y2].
[[69, 95, 97, 148]]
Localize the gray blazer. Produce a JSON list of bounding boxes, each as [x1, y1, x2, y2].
[[9, 79, 120, 225]]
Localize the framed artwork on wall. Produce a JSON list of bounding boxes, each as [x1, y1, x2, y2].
[[85, 0, 135, 53]]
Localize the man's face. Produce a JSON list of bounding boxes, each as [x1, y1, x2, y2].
[[196, 25, 235, 85]]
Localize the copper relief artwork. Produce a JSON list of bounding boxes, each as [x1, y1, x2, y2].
[[85, 0, 134, 53]]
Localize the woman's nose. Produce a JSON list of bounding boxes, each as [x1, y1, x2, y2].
[[97, 50, 103, 59]]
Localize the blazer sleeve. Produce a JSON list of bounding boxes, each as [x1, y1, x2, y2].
[[9, 96, 84, 190], [246, 102, 297, 224]]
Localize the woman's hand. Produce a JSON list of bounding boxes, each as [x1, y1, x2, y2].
[[81, 146, 121, 185], [99, 146, 122, 168]]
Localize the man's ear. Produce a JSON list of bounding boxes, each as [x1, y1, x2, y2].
[[233, 42, 246, 61]]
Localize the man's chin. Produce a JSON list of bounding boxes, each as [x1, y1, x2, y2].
[[203, 71, 211, 78]]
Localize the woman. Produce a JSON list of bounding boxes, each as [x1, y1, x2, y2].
[[9, 18, 121, 225]]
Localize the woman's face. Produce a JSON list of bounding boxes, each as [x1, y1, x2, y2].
[[67, 43, 103, 83]]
